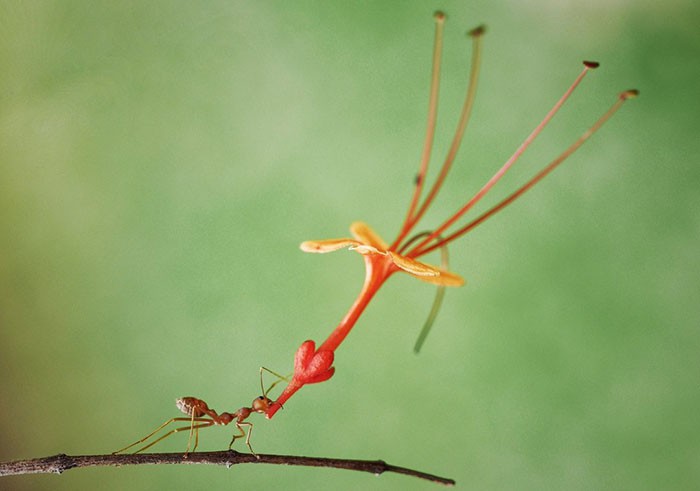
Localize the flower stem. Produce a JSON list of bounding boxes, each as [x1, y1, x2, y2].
[[267, 255, 396, 418], [318, 255, 394, 352]]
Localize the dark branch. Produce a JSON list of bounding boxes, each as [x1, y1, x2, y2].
[[0, 450, 455, 486]]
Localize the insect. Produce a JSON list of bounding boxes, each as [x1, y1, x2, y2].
[[113, 368, 287, 456]]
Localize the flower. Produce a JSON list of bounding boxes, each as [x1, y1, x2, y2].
[[266, 222, 464, 419], [300, 221, 465, 287], [265, 13, 636, 419]]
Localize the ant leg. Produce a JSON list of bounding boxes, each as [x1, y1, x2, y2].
[[136, 420, 215, 454], [193, 425, 199, 453], [229, 422, 258, 457], [227, 424, 246, 451], [135, 420, 215, 454], [239, 421, 257, 457], [112, 418, 214, 454], [185, 407, 197, 454], [113, 417, 192, 454]]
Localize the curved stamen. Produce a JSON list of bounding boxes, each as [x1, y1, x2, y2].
[[398, 231, 451, 353]]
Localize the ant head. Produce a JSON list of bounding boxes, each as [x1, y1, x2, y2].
[[251, 395, 273, 413]]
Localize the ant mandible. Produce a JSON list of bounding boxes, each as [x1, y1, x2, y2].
[[112, 367, 287, 457]]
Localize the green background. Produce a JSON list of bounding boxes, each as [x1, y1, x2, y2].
[[1, 1, 698, 490]]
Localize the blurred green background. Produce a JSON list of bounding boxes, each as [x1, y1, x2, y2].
[[1, 1, 698, 489]]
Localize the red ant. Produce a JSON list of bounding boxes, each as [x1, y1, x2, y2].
[[113, 367, 287, 457]]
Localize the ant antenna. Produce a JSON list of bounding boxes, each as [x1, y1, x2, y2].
[[260, 366, 291, 397]]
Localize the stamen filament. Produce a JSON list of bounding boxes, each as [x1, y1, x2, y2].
[[413, 89, 639, 257], [407, 61, 600, 257], [266, 254, 398, 419], [394, 26, 486, 250], [395, 11, 446, 247]]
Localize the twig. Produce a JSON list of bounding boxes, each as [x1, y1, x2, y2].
[[0, 450, 455, 485]]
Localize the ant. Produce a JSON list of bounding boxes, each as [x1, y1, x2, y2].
[[113, 367, 288, 457]]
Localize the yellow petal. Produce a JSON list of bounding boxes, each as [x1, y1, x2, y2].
[[413, 269, 466, 287], [388, 251, 439, 276], [388, 251, 465, 287], [350, 222, 389, 251], [300, 238, 362, 253], [348, 244, 383, 255]]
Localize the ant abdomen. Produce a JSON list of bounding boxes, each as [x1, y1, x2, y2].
[[176, 397, 207, 417]]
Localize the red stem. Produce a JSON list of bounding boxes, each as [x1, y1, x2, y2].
[[267, 255, 396, 418], [318, 255, 394, 352]]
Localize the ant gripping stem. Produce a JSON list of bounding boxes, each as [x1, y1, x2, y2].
[[112, 367, 288, 457]]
